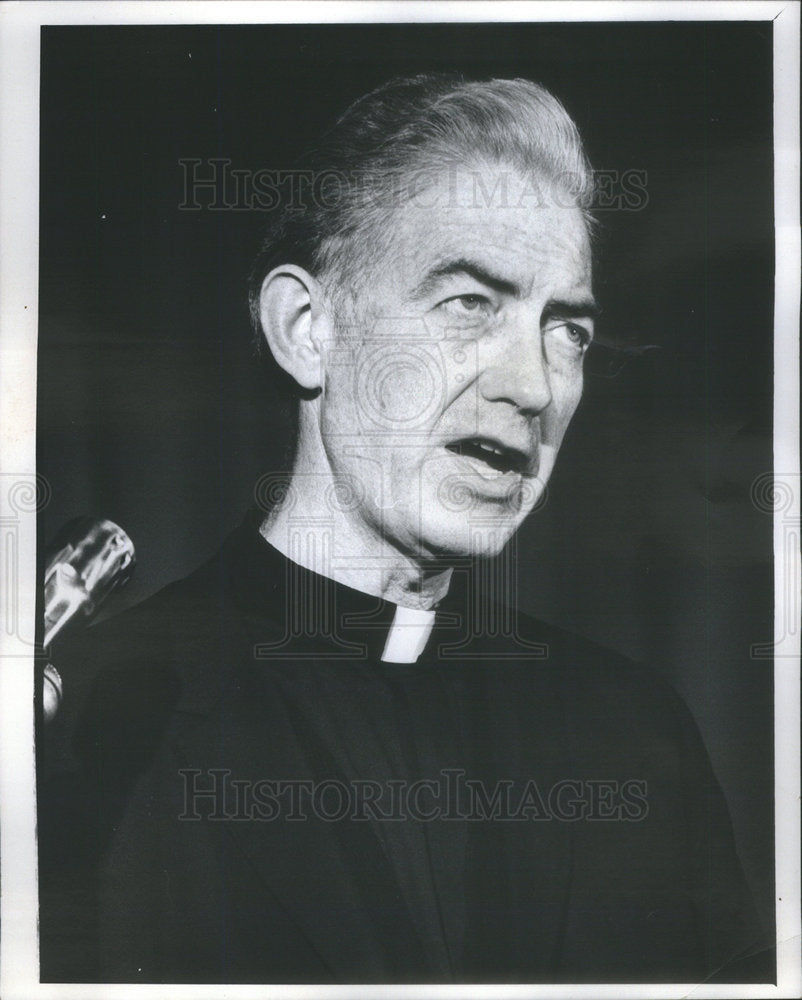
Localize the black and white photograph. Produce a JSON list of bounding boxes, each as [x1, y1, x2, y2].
[[0, 2, 799, 996]]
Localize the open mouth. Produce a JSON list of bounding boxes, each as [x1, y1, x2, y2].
[[445, 437, 530, 476]]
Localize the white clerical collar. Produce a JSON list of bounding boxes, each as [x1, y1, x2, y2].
[[380, 604, 437, 664], [258, 530, 443, 664]]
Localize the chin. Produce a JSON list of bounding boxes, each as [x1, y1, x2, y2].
[[415, 511, 520, 562]]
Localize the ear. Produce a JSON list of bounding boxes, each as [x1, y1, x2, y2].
[[258, 265, 332, 392]]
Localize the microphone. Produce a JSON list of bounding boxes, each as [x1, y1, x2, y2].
[[42, 518, 135, 721]]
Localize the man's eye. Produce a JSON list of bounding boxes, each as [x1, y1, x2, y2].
[[441, 294, 491, 317], [545, 322, 592, 353]]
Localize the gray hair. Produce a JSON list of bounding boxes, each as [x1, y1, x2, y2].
[[248, 74, 594, 351]]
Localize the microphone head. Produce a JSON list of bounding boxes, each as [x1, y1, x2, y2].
[[44, 517, 135, 647]]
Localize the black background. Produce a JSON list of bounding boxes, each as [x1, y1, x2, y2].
[[38, 22, 775, 940]]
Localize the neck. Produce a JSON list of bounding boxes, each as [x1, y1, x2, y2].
[[260, 425, 452, 611], [261, 505, 452, 610]]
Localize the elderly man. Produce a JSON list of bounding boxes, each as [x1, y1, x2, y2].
[[38, 75, 763, 984]]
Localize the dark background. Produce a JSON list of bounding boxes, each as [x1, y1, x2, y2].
[[38, 22, 775, 940]]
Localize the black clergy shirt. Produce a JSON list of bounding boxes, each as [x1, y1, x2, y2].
[[37, 509, 769, 984]]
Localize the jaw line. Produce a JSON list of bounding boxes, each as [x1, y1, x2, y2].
[[534, 443, 557, 487]]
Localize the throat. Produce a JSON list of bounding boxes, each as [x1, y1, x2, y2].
[[260, 511, 453, 611]]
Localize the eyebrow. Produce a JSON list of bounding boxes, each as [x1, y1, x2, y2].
[[411, 258, 520, 300], [543, 298, 600, 323], [411, 256, 599, 320]]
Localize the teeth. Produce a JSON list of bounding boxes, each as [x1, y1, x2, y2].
[[446, 437, 525, 475]]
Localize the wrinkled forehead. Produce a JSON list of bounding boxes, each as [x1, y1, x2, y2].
[[371, 161, 593, 300]]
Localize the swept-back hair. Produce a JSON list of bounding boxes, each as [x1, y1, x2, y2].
[[248, 73, 594, 350]]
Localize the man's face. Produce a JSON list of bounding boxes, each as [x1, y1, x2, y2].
[[318, 161, 595, 561]]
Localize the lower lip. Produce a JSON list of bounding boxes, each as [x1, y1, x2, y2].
[[443, 448, 526, 500]]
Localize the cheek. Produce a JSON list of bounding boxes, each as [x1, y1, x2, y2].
[[542, 372, 583, 445], [352, 342, 449, 432], [320, 387, 358, 444]]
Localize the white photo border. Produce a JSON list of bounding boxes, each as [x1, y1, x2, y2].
[[1, 2, 799, 998]]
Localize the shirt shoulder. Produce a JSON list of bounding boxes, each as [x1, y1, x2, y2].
[[492, 603, 701, 741]]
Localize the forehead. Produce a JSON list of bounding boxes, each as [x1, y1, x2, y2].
[[377, 162, 592, 300]]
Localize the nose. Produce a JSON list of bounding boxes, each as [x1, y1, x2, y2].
[[477, 313, 552, 416]]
